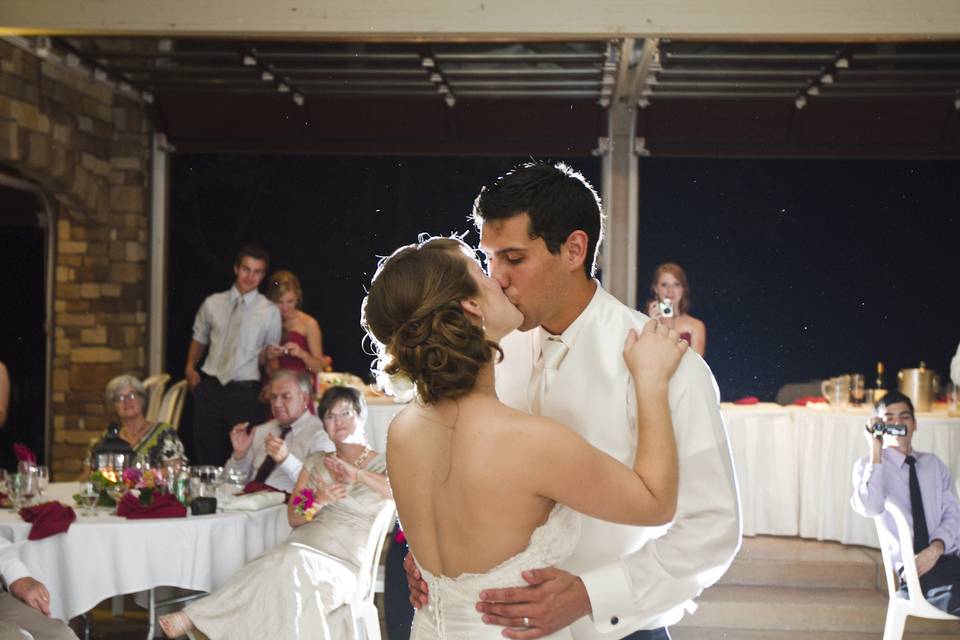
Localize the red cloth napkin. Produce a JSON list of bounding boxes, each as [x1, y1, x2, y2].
[[116, 492, 186, 519], [19, 502, 76, 540], [734, 396, 760, 405], [13, 443, 37, 464], [242, 481, 283, 494], [794, 395, 828, 406]]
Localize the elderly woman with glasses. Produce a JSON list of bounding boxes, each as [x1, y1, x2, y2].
[[159, 385, 392, 640], [81, 375, 187, 477]]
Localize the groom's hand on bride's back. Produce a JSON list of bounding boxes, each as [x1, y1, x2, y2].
[[403, 552, 429, 608], [476, 567, 590, 639]]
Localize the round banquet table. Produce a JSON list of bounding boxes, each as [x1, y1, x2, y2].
[[0, 482, 291, 621]]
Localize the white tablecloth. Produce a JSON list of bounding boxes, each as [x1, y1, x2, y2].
[[367, 400, 960, 549], [0, 483, 291, 621]]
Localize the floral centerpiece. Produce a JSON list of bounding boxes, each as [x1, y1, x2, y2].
[[119, 468, 166, 505], [77, 467, 167, 508]]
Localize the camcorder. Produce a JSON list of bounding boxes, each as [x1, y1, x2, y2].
[[868, 419, 908, 437], [658, 299, 674, 318]]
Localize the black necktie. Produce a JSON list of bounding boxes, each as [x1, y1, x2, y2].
[[253, 426, 292, 484], [904, 455, 930, 552]]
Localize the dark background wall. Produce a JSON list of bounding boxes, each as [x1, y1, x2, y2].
[[166, 155, 958, 408]]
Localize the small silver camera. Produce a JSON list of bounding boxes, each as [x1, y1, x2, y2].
[[658, 299, 674, 318]]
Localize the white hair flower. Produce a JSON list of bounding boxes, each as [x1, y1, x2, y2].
[[375, 369, 416, 404]]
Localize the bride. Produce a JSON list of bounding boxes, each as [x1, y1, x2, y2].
[[362, 237, 686, 639]]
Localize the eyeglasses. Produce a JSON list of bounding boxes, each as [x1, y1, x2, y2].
[[323, 409, 356, 422], [113, 392, 139, 403]]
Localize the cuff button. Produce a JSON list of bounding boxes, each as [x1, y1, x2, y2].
[[610, 617, 619, 625]]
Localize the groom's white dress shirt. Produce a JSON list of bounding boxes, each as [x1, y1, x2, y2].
[[496, 283, 741, 638]]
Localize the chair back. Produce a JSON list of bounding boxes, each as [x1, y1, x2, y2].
[[873, 500, 960, 638], [157, 380, 188, 431], [142, 373, 170, 422], [349, 499, 396, 640], [356, 500, 397, 606]]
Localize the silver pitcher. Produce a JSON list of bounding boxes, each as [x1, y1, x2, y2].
[[898, 363, 940, 412]]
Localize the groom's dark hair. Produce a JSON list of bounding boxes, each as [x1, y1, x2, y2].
[[471, 161, 604, 277]]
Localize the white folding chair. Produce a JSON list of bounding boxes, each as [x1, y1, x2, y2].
[[874, 500, 960, 640], [142, 373, 170, 422], [156, 380, 188, 431], [348, 501, 397, 640]]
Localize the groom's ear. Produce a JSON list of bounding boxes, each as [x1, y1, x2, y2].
[[460, 297, 483, 322], [561, 230, 588, 272]]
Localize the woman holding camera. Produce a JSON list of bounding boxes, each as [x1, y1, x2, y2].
[[646, 262, 707, 356]]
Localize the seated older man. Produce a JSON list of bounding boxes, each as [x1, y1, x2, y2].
[[0, 533, 76, 640], [224, 369, 333, 492]]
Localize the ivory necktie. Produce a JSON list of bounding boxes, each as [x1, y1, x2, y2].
[[215, 296, 243, 385], [528, 336, 569, 416], [252, 425, 293, 484], [904, 455, 930, 552]]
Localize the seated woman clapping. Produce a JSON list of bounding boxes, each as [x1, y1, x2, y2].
[[159, 386, 392, 640]]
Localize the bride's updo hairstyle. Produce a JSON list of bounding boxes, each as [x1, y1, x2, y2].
[[362, 236, 502, 404]]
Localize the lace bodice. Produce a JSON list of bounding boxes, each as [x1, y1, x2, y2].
[[411, 504, 581, 640]]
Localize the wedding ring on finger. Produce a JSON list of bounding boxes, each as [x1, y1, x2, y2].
[[523, 616, 530, 628]]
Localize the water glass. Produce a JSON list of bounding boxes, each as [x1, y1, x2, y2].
[[9, 474, 34, 510], [78, 480, 100, 516], [37, 465, 49, 496]]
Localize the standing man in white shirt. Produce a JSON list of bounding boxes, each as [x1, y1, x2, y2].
[[0, 535, 76, 640], [406, 161, 740, 640], [224, 369, 333, 492], [185, 245, 281, 465]]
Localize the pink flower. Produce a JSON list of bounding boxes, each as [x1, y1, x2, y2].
[[122, 468, 142, 487]]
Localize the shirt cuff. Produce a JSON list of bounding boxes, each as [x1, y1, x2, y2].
[[930, 529, 955, 554], [278, 454, 303, 480], [2, 560, 31, 587], [580, 561, 634, 633]]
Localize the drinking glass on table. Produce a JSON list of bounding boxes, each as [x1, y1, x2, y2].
[[0, 468, 8, 495], [78, 480, 100, 516], [9, 474, 33, 511], [36, 465, 49, 496]]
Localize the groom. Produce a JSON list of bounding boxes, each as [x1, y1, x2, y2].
[[406, 161, 741, 639]]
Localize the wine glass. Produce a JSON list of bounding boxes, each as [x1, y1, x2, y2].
[[78, 480, 100, 516], [36, 465, 49, 496], [0, 468, 8, 495], [9, 474, 30, 511]]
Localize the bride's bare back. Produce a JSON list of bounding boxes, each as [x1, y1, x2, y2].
[[388, 394, 556, 577], [388, 320, 685, 580]]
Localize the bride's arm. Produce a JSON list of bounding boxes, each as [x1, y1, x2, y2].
[[527, 321, 684, 526]]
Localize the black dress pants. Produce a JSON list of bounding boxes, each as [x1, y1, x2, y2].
[[899, 554, 960, 615], [191, 376, 262, 466]]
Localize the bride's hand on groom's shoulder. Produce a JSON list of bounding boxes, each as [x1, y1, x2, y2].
[[476, 567, 591, 638], [622, 321, 688, 388]]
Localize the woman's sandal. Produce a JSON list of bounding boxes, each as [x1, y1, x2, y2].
[[158, 612, 194, 639]]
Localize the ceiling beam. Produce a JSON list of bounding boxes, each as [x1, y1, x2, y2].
[[3, 1, 960, 40]]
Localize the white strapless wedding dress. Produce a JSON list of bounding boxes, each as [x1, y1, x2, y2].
[[410, 505, 581, 640]]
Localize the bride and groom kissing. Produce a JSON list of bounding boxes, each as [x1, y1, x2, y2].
[[363, 161, 741, 640]]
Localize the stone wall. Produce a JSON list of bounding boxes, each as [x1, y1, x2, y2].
[[0, 40, 153, 478]]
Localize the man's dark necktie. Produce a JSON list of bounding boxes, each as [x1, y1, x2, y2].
[[252, 426, 292, 484], [904, 455, 930, 552]]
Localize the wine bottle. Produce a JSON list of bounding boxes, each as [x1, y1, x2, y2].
[[875, 361, 887, 401]]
